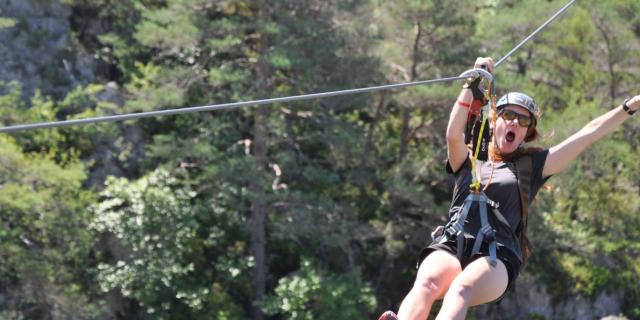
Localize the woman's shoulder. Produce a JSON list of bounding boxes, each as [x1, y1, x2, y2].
[[518, 147, 549, 161]]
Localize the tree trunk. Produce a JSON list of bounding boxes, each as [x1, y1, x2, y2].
[[399, 21, 422, 161], [249, 108, 268, 320], [595, 22, 617, 103], [363, 92, 386, 164], [249, 2, 271, 319]]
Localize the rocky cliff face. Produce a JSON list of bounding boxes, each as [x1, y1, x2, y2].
[[0, 0, 144, 186], [0, 3, 139, 318], [475, 274, 628, 320], [0, 0, 94, 100]]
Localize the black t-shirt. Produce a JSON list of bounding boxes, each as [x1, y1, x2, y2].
[[446, 150, 550, 260]]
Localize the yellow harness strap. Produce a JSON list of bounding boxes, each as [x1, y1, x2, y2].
[[469, 80, 496, 192]]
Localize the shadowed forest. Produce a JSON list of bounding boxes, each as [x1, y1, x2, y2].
[[0, 0, 639, 319]]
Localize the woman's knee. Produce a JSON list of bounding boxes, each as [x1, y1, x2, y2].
[[412, 274, 444, 297], [443, 281, 474, 301], [413, 251, 461, 298]]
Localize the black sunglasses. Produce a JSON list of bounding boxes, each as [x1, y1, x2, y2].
[[499, 109, 532, 128]]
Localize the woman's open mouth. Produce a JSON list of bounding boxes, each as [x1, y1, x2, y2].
[[505, 131, 515, 143]]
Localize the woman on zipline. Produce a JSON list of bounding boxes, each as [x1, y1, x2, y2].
[[379, 57, 640, 320]]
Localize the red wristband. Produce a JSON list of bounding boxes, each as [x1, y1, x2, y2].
[[457, 100, 471, 108]]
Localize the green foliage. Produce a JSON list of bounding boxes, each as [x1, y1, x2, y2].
[[134, 0, 200, 52], [525, 313, 548, 320], [0, 12, 15, 29], [262, 258, 377, 319], [92, 169, 247, 319], [124, 62, 188, 113], [530, 100, 640, 306], [0, 81, 124, 166], [0, 135, 100, 317]]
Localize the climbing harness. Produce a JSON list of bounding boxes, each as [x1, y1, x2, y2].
[[432, 155, 534, 267], [441, 191, 511, 267]]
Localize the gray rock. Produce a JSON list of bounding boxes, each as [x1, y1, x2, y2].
[[0, 0, 94, 100], [474, 274, 627, 320]]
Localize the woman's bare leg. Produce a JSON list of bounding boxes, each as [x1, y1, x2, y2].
[[397, 251, 461, 320], [435, 257, 508, 320]]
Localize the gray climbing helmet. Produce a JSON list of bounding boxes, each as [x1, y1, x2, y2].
[[496, 92, 540, 120]]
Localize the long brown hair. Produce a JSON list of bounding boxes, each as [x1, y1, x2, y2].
[[488, 108, 541, 264]]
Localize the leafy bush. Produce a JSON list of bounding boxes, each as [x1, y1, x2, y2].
[[262, 258, 377, 320]]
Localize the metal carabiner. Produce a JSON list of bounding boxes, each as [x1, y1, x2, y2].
[[458, 67, 495, 99]]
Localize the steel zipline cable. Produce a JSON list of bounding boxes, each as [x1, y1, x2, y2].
[[0, 0, 576, 134], [0, 76, 468, 133], [494, 0, 577, 67]]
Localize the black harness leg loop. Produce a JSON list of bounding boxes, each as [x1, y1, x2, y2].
[[471, 193, 498, 266], [447, 196, 474, 262], [443, 192, 507, 268]]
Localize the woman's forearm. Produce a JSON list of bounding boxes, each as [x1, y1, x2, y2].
[[446, 89, 474, 144], [447, 57, 495, 170], [446, 89, 474, 169], [577, 105, 630, 145]]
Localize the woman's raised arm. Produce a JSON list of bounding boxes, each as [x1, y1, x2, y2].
[[446, 57, 494, 172], [542, 95, 640, 178]]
